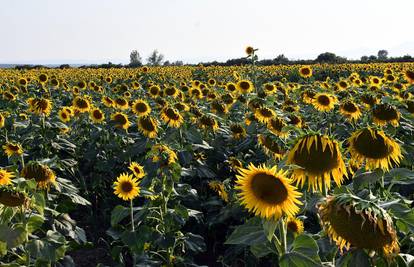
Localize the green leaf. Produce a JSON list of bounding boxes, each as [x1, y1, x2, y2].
[[33, 192, 46, 215], [0, 224, 27, 248], [111, 205, 129, 227], [26, 239, 66, 262], [349, 249, 370, 267], [184, 233, 206, 253], [352, 170, 382, 190], [27, 214, 45, 233], [250, 242, 274, 258], [263, 219, 279, 242], [388, 203, 414, 233], [225, 218, 267, 245], [290, 234, 320, 262], [279, 251, 322, 267]]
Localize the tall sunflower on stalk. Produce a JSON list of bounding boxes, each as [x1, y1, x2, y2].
[[347, 127, 402, 171], [318, 194, 399, 257], [286, 133, 346, 192], [113, 173, 140, 201], [235, 163, 302, 220]]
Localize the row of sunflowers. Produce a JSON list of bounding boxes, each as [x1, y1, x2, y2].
[[0, 52, 413, 266]]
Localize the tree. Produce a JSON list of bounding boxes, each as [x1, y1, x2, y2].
[[274, 54, 289, 64], [377, 50, 388, 60], [360, 56, 369, 62], [129, 50, 142, 67], [315, 52, 338, 63], [147, 50, 164, 66]]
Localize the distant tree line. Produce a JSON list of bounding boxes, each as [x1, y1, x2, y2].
[[10, 49, 414, 70]]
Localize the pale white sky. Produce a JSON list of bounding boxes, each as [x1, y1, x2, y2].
[[1, 0, 413, 64]]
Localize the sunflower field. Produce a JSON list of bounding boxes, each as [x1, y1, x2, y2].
[[0, 51, 414, 266]]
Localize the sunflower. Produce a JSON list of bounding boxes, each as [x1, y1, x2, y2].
[[263, 83, 276, 95], [102, 96, 114, 107], [337, 80, 349, 90], [114, 97, 129, 110], [164, 86, 178, 98], [38, 73, 48, 83], [318, 194, 399, 256], [58, 109, 71, 123], [72, 96, 91, 113], [286, 217, 304, 236], [237, 80, 254, 94], [372, 104, 400, 126], [0, 113, 5, 128], [21, 162, 56, 189], [189, 87, 203, 99], [3, 142, 23, 157], [227, 156, 243, 172], [148, 85, 160, 98], [235, 163, 302, 220], [0, 188, 28, 207], [254, 107, 275, 123], [137, 116, 158, 138], [110, 112, 130, 130], [347, 128, 402, 171], [128, 162, 146, 179], [299, 66, 312, 78], [89, 108, 105, 124], [339, 100, 362, 121], [0, 168, 14, 185], [160, 106, 184, 128], [287, 134, 346, 192], [226, 82, 238, 93], [229, 123, 247, 140], [403, 69, 414, 83], [360, 93, 379, 107], [28, 97, 53, 116], [208, 180, 228, 202], [257, 134, 284, 160], [198, 115, 219, 132], [245, 46, 254, 55], [405, 100, 414, 114], [113, 173, 140, 201], [312, 93, 337, 112], [267, 117, 289, 138], [151, 144, 177, 165], [287, 114, 303, 128]]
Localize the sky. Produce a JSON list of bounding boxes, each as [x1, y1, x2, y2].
[[0, 0, 413, 64]]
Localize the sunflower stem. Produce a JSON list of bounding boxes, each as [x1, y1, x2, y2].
[[321, 178, 328, 197], [279, 219, 287, 254], [272, 233, 283, 255], [130, 199, 135, 232]]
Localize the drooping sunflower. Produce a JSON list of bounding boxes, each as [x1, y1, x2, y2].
[[257, 134, 284, 160], [347, 128, 402, 171], [208, 180, 228, 202], [286, 217, 304, 236], [372, 103, 400, 126], [114, 97, 129, 110], [287, 134, 346, 192], [110, 112, 130, 130], [21, 162, 56, 189], [113, 173, 140, 201], [131, 99, 151, 117], [237, 80, 254, 94], [89, 108, 105, 124], [312, 93, 337, 112], [235, 163, 302, 220], [160, 106, 184, 128], [0, 187, 28, 207], [299, 66, 312, 78], [137, 116, 158, 138], [339, 100, 362, 121], [128, 162, 146, 179], [267, 117, 289, 138], [72, 96, 91, 113], [3, 142, 23, 157], [227, 156, 243, 172], [318, 194, 399, 256], [254, 107, 275, 124], [229, 123, 247, 140], [0, 168, 14, 185], [150, 144, 178, 165], [198, 114, 219, 132]]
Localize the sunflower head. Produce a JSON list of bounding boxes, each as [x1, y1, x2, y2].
[[132, 99, 151, 116], [3, 142, 23, 157], [111, 112, 130, 130], [299, 66, 312, 78], [0, 187, 28, 207], [237, 80, 254, 94], [372, 103, 400, 127], [257, 134, 284, 160], [229, 123, 247, 140], [318, 194, 399, 256], [208, 180, 228, 202], [348, 128, 402, 171], [245, 46, 254, 55], [137, 116, 158, 138], [128, 162, 146, 179], [0, 168, 14, 185], [312, 93, 337, 112], [21, 162, 56, 189], [339, 100, 362, 121], [198, 115, 219, 132], [287, 134, 346, 192], [235, 163, 302, 220], [90, 108, 105, 123], [160, 106, 184, 128], [286, 217, 304, 236], [72, 96, 91, 113], [113, 173, 140, 201], [254, 106, 275, 124]]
